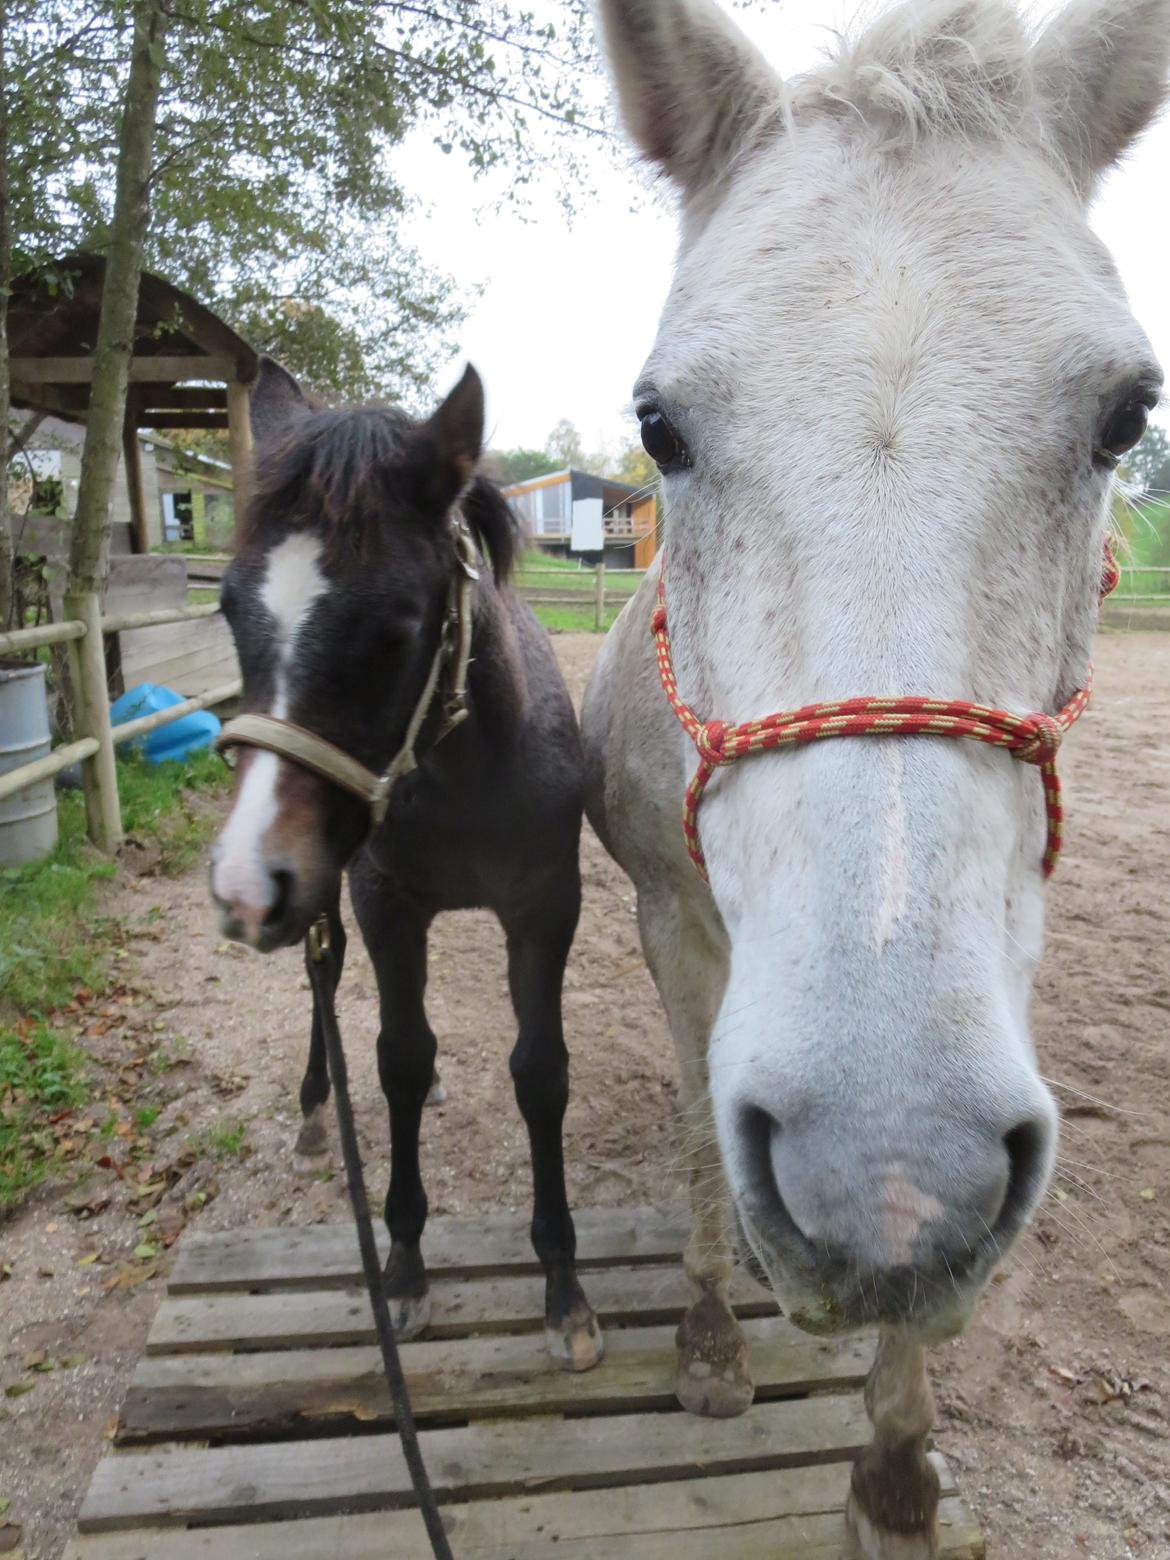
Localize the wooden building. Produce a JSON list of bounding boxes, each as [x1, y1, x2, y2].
[[504, 468, 658, 570]]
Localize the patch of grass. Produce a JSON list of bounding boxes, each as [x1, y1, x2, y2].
[[0, 747, 229, 1208], [134, 1105, 162, 1130], [0, 1022, 90, 1205], [0, 792, 114, 1017], [191, 1119, 248, 1159], [117, 747, 229, 875], [532, 603, 627, 634]]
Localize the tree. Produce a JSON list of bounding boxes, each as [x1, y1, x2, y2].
[[11, 1, 611, 405], [1124, 423, 1170, 498], [545, 417, 585, 469], [483, 447, 562, 484], [68, 0, 168, 597]]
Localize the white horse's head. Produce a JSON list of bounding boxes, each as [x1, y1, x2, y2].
[[601, 0, 1167, 1334]]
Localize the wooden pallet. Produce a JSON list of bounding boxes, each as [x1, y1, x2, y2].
[[65, 1206, 985, 1559]]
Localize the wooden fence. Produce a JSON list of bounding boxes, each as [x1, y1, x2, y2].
[[186, 556, 650, 631], [0, 595, 240, 853]]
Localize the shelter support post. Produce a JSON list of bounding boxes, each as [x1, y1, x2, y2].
[[226, 381, 253, 520]]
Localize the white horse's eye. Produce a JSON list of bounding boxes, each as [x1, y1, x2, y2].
[[640, 410, 687, 471], [1096, 397, 1153, 467]]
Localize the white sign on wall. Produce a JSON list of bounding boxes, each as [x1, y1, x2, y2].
[[570, 496, 603, 553]]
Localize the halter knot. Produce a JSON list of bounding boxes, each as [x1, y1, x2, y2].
[[696, 720, 728, 767], [650, 602, 668, 636], [1014, 713, 1062, 766]]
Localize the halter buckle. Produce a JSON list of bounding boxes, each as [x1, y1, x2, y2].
[[308, 915, 332, 963]]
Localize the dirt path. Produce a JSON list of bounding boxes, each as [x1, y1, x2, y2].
[[2, 630, 1169, 1559]]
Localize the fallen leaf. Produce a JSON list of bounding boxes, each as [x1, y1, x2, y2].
[[102, 1262, 158, 1291], [45, 1221, 59, 1234], [133, 1241, 159, 1261], [77, 1253, 99, 1267], [1048, 1364, 1078, 1385], [0, 1520, 20, 1555], [0, 1266, 10, 1283], [4, 1383, 34, 1399], [1139, 1188, 1155, 1202], [58, 1356, 86, 1370], [0, 1498, 9, 1516], [20, 1352, 46, 1370]]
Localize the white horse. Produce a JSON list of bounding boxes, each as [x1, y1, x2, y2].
[[583, 0, 1168, 1552]]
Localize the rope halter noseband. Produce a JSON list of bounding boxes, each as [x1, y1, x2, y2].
[[652, 541, 1119, 884], [216, 518, 480, 829]]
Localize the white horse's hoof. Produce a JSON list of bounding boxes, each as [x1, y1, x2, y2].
[[846, 1492, 939, 1559]]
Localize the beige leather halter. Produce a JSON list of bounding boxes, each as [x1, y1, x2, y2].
[[216, 519, 480, 829]]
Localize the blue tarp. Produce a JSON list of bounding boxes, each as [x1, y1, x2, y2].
[[109, 683, 221, 764]]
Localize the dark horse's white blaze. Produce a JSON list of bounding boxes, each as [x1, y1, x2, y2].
[[583, 1, 1168, 1552]]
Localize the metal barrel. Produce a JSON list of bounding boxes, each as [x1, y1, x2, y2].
[[0, 660, 59, 866]]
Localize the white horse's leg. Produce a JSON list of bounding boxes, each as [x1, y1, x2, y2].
[[846, 1332, 940, 1559], [639, 892, 752, 1417]]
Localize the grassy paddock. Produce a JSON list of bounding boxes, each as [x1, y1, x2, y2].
[[0, 748, 229, 1207]]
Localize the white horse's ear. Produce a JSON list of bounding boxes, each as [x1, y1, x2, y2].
[[596, 0, 780, 195], [1033, 0, 1170, 196]]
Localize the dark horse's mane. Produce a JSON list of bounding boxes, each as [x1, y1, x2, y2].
[[241, 406, 518, 584]]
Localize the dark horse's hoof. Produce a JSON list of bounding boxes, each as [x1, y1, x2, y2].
[[546, 1297, 604, 1372], [386, 1287, 432, 1340], [292, 1105, 330, 1174]]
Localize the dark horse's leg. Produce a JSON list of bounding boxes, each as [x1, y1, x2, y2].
[[350, 858, 436, 1339], [293, 889, 346, 1173], [501, 861, 603, 1372]]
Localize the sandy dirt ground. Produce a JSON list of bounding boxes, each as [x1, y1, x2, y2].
[[2, 628, 1169, 1560]]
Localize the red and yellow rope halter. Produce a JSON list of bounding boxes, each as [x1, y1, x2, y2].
[[652, 542, 1119, 884]]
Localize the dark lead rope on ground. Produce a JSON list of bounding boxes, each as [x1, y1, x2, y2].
[[306, 914, 454, 1560]]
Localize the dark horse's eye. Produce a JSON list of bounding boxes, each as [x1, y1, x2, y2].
[[640, 410, 687, 471], [1095, 398, 1153, 468]]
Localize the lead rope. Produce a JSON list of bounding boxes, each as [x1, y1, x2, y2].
[[305, 916, 453, 1560]]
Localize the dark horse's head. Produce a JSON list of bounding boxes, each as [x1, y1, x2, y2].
[[210, 358, 516, 950]]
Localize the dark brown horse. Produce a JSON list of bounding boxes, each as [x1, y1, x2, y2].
[[208, 358, 603, 1370]]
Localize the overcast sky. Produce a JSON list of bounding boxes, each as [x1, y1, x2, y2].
[[398, 1, 1170, 455]]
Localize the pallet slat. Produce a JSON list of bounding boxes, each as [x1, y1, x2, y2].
[[147, 1265, 777, 1354], [67, 1210, 986, 1558], [168, 1205, 692, 1293], [81, 1395, 869, 1531], [120, 1317, 874, 1442], [67, 1473, 981, 1560]]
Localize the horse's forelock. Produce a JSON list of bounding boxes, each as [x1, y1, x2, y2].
[[788, 0, 1042, 148]]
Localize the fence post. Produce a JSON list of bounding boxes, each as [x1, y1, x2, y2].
[[64, 592, 123, 853], [594, 560, 606, 631]]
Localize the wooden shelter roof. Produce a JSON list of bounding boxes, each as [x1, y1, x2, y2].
[[10, 254, 258, 431]]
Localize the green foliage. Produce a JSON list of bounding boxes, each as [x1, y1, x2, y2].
[[116, 747, 229, 875], [191, 1118, 248, 1159], [0, 1022, 90, 1205], [1123, 424, 1170, 501], [0, 744, 228, 1207], [485, 447, 563, 484], [0, 792, 114, 1018], [10, 1, 609, 403]]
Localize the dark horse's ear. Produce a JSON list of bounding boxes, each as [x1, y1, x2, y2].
[[414, 364, 485, 512], [249, 357, 311, 447]]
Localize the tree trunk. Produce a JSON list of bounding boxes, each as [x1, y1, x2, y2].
[[0, 0, 14, 629], [67, 0, 168, 597]]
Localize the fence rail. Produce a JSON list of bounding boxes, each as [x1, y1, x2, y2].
[[2, 593, 239, 852]]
